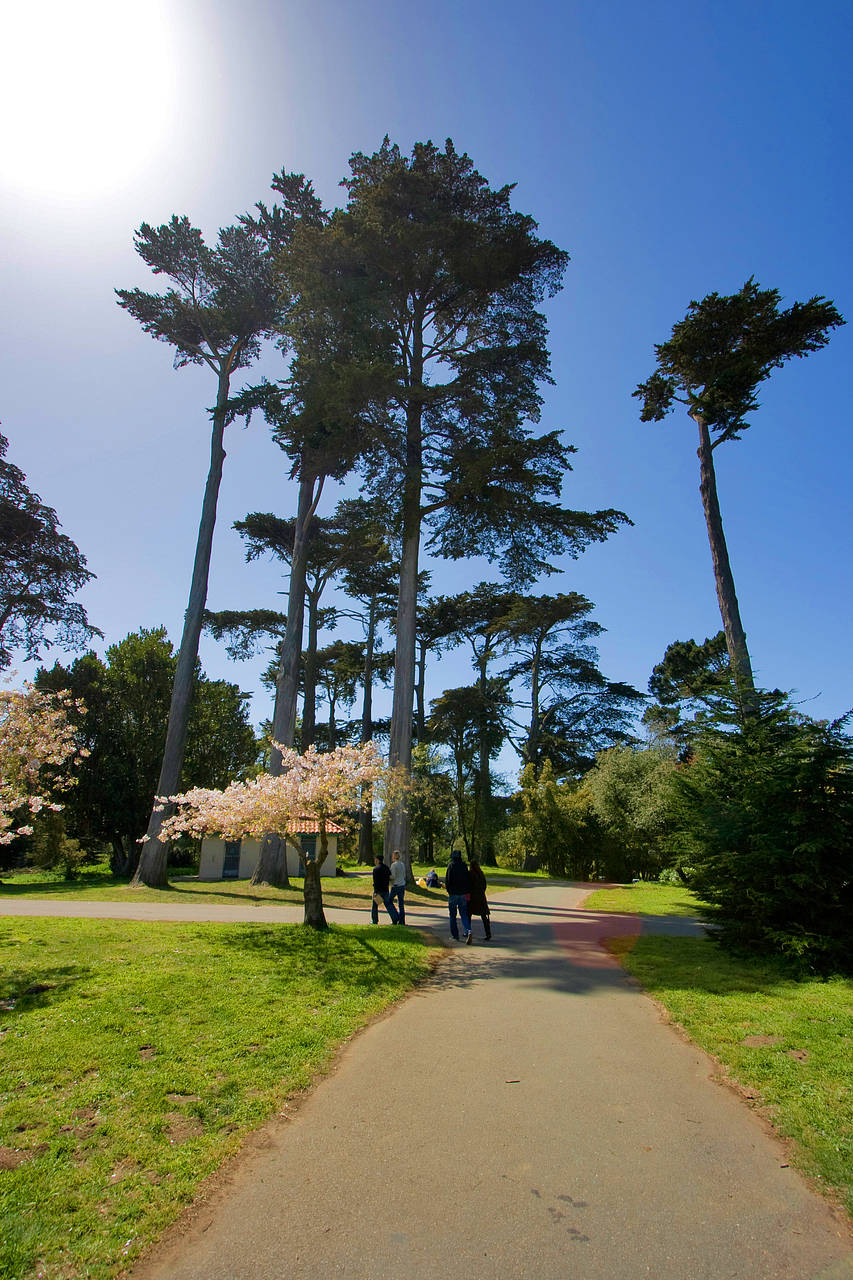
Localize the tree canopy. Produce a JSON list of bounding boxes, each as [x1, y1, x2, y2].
[[0, 432, 100, 669]]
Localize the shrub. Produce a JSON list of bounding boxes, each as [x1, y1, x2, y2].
[[29, 810, 87, 879], [673, 697, 853, 973]]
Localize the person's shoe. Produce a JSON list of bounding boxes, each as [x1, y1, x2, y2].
[[465, 932, 473, 944]]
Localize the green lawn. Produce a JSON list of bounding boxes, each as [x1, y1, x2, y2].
[[0, 863, 535, 908], [0, 917, 434, 1280], [585, 882, 853, 1220], [585, 881, 706, 917]]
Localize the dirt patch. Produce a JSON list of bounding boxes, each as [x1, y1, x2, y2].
[[0, 1142, 48, 1170], [165, 1113, 204, 1144], [740, 1035, 784, 1047], [139, 1045, 156, 1059], [0, 1146, 31, 1170], [165, 1093, 200, 1104], [788, 1049, 810, 1063]]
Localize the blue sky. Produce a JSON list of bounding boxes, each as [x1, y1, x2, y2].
[[1, 0, 850, 778]]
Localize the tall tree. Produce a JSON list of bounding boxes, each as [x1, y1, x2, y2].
[[0, 432, 100, 668], [333, 499, 398, 861], [234, 512, 348, 750], [634, 279, 844, 714], [284, 138, 627, 863], [414, 593, 461, 743], [443, 582, 520, 862], [428, 681, 510, 860], [495, 593, 642, 776], [117, 174, 322, 886], [313, 640, 364, 751]]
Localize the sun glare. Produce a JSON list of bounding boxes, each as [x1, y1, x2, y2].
[[0, 0, 177, 201]]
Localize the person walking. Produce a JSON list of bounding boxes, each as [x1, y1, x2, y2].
[[445, 848, 473, 944], [468, 857, 492, 941], [371, 853, 399, 925], [389, 849, 407, 925]]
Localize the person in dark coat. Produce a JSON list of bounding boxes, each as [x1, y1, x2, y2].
[[468, 858, 491, 940], [371, 853, 399, 925], [444, 848, 473, 943]]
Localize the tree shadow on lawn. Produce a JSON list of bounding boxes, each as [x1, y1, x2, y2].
[[209, 923, 430, 996], [614, 933, 825, 996], [412, 918, 809, 1003], [0, 871, 124, 896], [0, 963, 91, 1014]]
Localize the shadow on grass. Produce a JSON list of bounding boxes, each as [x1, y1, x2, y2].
[[0, 871, 126, 896], [622, 934, 813, 995], [209, 922, 429, 993], [0, 963, 91, 1012]]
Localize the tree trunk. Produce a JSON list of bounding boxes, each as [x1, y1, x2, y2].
[[476, 653, 497, 865], [300, 587, 320, 750], [327, 688, 337, 752], [252, 469, 319, 887], [415, 638, 427, 742], [303, 825, 328, 929], [524, 637, 543, 774], [384, 373, 423, 874], [358, 598, 377, 864], [133, 365, 232, 888], [694, 414, 757, 715]]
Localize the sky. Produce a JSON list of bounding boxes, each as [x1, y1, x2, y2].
[[1, 0, 851, 784]]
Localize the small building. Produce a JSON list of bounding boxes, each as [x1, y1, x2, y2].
[[198, 818, 343, 880]]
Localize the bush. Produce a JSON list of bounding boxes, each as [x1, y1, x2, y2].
[[583, 744, 680, 881], [29, 810, 88, 880], [673, 697, 853, 973]]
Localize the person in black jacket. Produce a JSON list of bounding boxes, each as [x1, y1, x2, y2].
[[371, 853, 399, 924], [444, 849, 473, 943], [468, 858, 492, 940]]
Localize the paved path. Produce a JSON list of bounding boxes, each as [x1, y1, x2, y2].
[[4, 884, 852, 1277]]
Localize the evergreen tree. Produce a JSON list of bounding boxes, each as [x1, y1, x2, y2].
[[635, 280, 843, 715], [117, 174, 323, 886], [494, 593, 642, 776], [0, 432, 99, 668], [283, 138, 627, 863]]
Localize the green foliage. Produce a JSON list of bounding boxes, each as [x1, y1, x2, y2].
[[672, 697, 853, 972], [497, 762, 602, 878], [633, 278, 844, 444], [0, 432, 100, 668], [35, 629, 257, 869], [28, 810, 88, 880], [583, 745, 679, 880], [648, 631, 732, 710], [407, 743, 456, 864]]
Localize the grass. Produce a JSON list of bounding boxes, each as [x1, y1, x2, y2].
[[0, 862, 535, 908], [0, 916, 434, 1280], [584, 881, 706, 918]]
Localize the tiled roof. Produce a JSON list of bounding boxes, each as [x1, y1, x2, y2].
[[286, 817, 345, 834]]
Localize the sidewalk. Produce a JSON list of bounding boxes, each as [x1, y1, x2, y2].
[[92, 883, 853, 1280]]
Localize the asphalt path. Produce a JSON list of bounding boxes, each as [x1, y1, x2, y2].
[[4, 882, 852, 1278]]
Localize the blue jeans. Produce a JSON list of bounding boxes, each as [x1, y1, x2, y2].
[[390, 885, 405, 924], [448, 894, 471, 939], [371, 890, 399, 925]]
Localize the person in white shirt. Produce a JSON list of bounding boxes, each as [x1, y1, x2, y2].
[[389, 849, 407, 925]]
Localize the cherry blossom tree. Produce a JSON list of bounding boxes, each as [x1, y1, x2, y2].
[[0, 679, 85, 849], [157, 742, 387, 928]]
